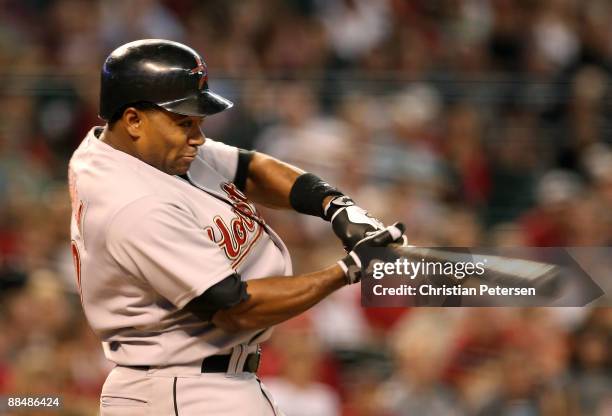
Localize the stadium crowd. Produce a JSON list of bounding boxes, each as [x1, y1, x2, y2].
[[0, 0, 610, 414]]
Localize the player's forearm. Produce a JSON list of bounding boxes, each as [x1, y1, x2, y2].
[[244, 152, 303, 209], [211, 265, 346, 332]]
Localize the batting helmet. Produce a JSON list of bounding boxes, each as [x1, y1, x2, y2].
[[99, 39, 233, 121]]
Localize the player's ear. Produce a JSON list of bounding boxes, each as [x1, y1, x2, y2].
[[122, 107, 144, 139]]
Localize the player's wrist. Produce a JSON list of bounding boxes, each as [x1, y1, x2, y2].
[[338, 252, 362, 284], [322, 195, 339, 218], [323, 195, 354, 221], [337, 223, 406, 284]]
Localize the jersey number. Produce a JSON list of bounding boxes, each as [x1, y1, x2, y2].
[[71, 240, 83, 300]]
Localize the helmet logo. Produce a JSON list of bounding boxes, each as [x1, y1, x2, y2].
[[189, 55, 208, 90]]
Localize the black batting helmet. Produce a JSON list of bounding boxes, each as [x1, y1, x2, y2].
[[99, 39, 233, 121]]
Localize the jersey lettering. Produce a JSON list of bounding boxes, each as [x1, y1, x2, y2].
[[220, 182, 264, 226], [212, 216, 242, 259], [204, 183, 265, 265], [221, 182, 247, 202], [206, 214, 263, 264]]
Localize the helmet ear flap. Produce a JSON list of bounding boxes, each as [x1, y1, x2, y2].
[[99, 39, 232, 121]]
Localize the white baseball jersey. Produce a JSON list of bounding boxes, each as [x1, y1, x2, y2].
[[68, 127, 292, 367]]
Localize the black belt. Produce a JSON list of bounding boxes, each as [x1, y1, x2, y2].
[[202, 352, 260, 373], [123, 352, 261, 373]]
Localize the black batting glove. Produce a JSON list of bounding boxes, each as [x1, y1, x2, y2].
[[325, 196, 386, 251], [338, 222, 405, 284]]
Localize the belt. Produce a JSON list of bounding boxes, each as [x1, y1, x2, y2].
[[123, 351, 261, 374], [202, 352, 261, 373]]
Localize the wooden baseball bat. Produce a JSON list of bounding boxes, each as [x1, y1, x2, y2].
[[391, 245, 562, 296]]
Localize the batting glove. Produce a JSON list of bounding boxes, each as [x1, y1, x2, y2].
[[325, 195, 386, 251], [338, 222, 405, 284]]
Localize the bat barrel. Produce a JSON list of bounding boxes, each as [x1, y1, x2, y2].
[[390, 245, 563, 297]]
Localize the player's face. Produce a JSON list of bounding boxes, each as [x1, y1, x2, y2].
[[139, 110, 206, 175]]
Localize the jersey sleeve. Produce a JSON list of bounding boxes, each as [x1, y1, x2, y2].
[[198, 138, 240, 182], [106, 196, 235, 309]]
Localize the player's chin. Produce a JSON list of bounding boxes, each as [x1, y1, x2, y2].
[[175, 165, 191, 175], [174, 157, 195, 175], [170, 160, 193, 175]]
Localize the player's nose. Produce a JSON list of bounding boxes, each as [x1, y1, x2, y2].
[[190, 131, 205, 147], [190, 122, 206, 146]]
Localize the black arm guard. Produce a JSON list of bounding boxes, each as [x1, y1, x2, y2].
[[289, 173, 343, 218]]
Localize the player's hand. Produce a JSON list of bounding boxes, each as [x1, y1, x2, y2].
[[325, 196, 385, 251], [338, 222, 405, 284]]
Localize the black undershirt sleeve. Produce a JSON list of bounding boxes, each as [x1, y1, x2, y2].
[[183, 273, 249, 322], [234, 149, 254, 192]]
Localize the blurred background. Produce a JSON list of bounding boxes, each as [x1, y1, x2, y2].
[[0, 0, 611, 415]]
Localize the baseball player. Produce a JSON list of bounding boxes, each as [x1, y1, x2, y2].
[[68, 39, 404, 416]]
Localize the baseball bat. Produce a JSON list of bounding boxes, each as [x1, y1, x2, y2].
[[390, 245, 562, 296]]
